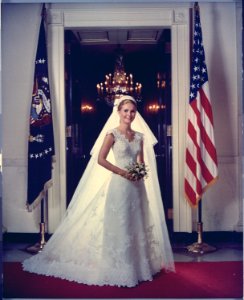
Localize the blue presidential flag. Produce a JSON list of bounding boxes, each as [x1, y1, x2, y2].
[[27, 16, 55, 210]]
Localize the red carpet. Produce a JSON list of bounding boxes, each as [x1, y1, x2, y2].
[[3, 261, 243, 298]]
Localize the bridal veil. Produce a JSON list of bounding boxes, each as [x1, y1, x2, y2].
[[64, 95, 175, 272]]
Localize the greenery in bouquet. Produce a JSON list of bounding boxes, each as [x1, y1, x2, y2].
[[125, 162, 149, 181]]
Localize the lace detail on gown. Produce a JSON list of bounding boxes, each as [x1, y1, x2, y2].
[[22, 127, 169, 287]]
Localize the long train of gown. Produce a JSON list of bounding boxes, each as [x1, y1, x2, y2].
[[23, 127, 175, 287]]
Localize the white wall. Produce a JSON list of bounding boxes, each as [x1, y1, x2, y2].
[[2, 4, 42, 232], [2, 1, 242, 233]]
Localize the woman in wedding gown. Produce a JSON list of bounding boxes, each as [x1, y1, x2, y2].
[[23, 95, 175, 287]]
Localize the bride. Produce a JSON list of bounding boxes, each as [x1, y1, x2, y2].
[[22, 95, 175, 287]]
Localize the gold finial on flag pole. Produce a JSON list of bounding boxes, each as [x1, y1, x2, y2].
[[194, 2, 199, 11], [41, 3, 47, 20]]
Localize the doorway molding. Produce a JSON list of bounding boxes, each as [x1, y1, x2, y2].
[[47, 3, 192, 233]]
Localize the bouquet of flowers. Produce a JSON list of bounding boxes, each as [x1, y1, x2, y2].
[[125, 162, 149, 181]]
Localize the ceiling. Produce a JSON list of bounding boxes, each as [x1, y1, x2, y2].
[[73, 28, 164, 45], [68, 28, 169, 54]]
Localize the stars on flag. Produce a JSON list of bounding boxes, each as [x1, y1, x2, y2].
[[42, 76, 48, 84], [36, 58, 46, 64], [29, 147, 53, 159], [189, 10, 208, 102]]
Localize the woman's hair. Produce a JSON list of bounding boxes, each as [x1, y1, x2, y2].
[[117, 98, 137, 111]]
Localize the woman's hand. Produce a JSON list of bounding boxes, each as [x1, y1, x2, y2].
[[120, 170, 136, 181]]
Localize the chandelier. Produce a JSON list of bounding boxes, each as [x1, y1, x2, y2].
[[96, 46, 142, 106]]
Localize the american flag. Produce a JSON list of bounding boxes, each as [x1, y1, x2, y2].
[[184, 6, 218, 207]]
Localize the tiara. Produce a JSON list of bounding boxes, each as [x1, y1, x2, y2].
[[114, 95, 137, 107]]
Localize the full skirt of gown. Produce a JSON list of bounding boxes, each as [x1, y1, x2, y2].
[[23, 128, 174, 287], [23, 174, 164, 287]]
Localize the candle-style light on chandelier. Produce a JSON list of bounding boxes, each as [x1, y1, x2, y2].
[[97, 46, 142, 106]]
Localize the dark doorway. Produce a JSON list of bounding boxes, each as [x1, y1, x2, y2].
[[64, 29, 173, 233]]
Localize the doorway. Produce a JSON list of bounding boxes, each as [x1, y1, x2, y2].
[[64, 28, 173, 232], [47, 4, 192, 233]]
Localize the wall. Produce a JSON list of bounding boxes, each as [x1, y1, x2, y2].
[[2, 1, 242, 232], [2, 4, 42, 232]]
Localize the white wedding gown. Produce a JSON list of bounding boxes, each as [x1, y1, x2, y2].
[[23, 99, 175, 287]]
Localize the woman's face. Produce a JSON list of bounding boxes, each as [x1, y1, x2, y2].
[[118, 102, 136, 125]]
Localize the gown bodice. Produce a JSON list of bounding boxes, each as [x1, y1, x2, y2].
[[107, 128, 143, 169]]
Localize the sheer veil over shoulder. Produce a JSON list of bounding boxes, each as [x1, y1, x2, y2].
[[22, 95, 175, 287]]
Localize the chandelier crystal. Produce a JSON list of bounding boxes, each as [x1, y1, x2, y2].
[[96, 46, 142, 106]]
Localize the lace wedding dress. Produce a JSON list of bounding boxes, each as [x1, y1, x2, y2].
[[23, 97, 175, 287]]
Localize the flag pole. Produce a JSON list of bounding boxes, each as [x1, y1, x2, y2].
[[26, 194, 47, 254], [41, 3, 46, 19], [187, 200, 216, 254], [39, 192, 47, 250], [194, 1, 199, 11], [38, 3, 48, 252]]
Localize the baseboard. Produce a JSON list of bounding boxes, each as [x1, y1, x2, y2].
[[3, 232, 52, 244], [171, 231, 243, 246], [3, 231, 243, 245]]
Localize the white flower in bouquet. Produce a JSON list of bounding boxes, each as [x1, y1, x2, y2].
[[125, 162, 149, 181]]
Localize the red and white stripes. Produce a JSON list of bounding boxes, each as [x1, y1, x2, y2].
[[185, 82, 218, 207]]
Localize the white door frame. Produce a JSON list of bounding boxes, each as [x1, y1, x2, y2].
[[47, 3, 192, 233]]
